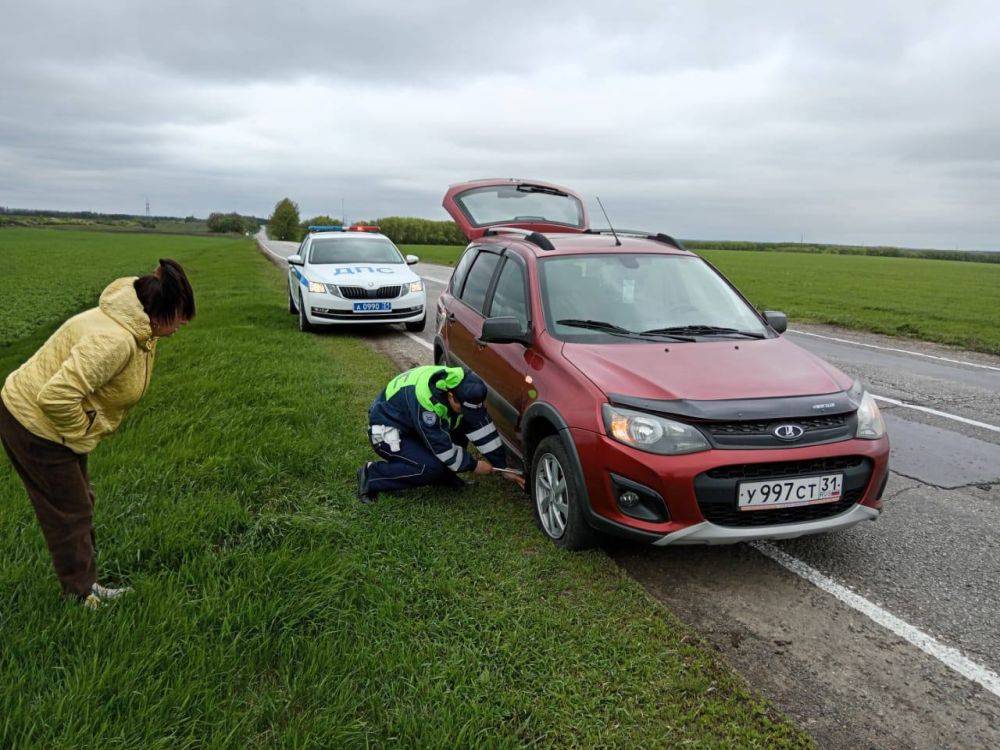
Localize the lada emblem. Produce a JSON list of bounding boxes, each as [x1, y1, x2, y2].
[[773, 423, 805, 441]]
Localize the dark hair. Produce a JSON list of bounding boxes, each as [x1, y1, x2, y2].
[[134, 259, 195, 323]]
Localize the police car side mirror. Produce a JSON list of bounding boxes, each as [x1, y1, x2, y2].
[[405, 254, 419, 265], [478, 316, 532, 346], [764, 310, 787, 333], [288, 254, 305, 266]]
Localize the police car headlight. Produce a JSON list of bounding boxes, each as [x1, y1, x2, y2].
[[855, 391, 886, 439], [409, 280, 424, 294], [307, 281, 326, 294], [325, 284, 342, 297], [602, 404, 709, 455]]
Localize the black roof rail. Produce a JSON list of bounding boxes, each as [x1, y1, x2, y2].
[[648, 233, 686, 250], [584, 228, 686, 250], [484, 226, 556, 251], [524, 232, 555, 251]]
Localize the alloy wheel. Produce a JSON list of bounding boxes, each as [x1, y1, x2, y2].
[[535, 453, 568, 539]]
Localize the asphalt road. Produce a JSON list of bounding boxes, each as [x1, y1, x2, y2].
[[258, 232, 1000, 748]]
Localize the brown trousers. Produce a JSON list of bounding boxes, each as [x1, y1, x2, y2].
[[0, 400, 97, 598]]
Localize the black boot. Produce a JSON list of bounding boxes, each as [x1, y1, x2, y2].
[[357, 463, 377, 504]]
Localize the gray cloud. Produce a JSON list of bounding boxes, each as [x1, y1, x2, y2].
[[1, 0, 997, 249]]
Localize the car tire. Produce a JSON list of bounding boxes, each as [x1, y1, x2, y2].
[[530, 435, 597, 550], [298, 293, 314, 332], [288, 285, 298, 314], [405, 315, 426, 333]]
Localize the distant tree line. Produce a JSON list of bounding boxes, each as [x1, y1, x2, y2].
[[207, 212, 260, 234], [684, 240, 1000, 264]]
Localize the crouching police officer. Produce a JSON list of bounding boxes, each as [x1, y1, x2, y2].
[[357, 365, 523, 502]]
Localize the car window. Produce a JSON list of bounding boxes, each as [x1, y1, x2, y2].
[[459, 252, 502, 314], [308, 237, 403, 264], [450, 247, 478, 295], [488, 259, 528, 329], [539, 253, 766, 342]]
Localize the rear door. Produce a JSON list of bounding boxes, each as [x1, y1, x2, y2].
[[442, 179, 589, 240]]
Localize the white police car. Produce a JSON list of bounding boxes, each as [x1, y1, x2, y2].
[[287, 225, 426, 332]]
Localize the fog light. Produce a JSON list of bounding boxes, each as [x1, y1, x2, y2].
[[619, 491, 640, 508]]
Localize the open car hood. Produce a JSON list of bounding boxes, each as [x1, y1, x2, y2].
[[442, 178, 590, 240]]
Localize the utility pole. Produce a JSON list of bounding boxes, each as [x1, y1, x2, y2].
[[341, 197, 345, 225], [145, 197, 150, 217]]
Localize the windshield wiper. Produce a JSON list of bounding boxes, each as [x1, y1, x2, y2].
[[556, 319, 694, 342], [640, 324, 766, 339]]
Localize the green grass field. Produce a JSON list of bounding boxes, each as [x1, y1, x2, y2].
[[397, 243, 1000, 354], [0, 229, 809, 747]]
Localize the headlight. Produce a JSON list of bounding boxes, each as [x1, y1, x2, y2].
[[325, 284, 341, 297], [409, 280, 424, 293], [602, 404, 710, 455], [307, 281, 326, 294], [855, 391, 886, 439]]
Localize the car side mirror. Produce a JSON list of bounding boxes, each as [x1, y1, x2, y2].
[[764, 310, 787, 333], [406, 254, 419, 265], [478, 316, 532, 346], [287, 254, 305, 266]]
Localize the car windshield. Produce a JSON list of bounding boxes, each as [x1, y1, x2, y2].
[[539, 253, 768, 342], [456, 185, 585, 228], [309, 237, 403, 264]]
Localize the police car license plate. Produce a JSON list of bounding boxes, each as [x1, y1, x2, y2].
[[353, 302, 391, 313], [737, 473, 842, 511]]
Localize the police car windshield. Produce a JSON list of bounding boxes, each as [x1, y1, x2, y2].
[[539, 254, 767, 343], [309, 237, 404, 265]]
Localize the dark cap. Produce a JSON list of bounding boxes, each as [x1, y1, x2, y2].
[[452, 377, 487, 407]]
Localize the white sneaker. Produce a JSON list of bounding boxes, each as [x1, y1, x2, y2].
[[91, 582, 131, 601], [82, 593, 102, 610]]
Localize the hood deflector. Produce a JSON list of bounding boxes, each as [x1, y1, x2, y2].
[[608, 391, 860, 422]]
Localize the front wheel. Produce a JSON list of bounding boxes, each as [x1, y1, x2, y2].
[[288, 285, 299, 314], [405, 315, 426, 333], [530, 436, 596, 550], [298, 294, 314, 332]]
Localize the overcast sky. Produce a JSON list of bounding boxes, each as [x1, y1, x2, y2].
[[1, 1, 997, 249]]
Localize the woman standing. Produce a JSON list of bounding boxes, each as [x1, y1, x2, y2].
[[1, 259, 195, 608]]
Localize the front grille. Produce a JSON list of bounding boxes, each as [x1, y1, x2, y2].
[[337, 285, 403, 300], [706, 455, 864, 480], [700, 413, 854, 449], [706, 414, 847, 436], [694, 455, 872, 528]]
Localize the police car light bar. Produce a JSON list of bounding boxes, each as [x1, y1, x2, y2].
[[347, 224, 381, 232], [308, 225, 345, 232]]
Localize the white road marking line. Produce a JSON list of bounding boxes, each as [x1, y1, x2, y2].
[[752, 541, 1000, 700], [403, 332, 433, 351], [788, 329, 1000, 372], [419, 273, 451, 285], [872, 394, 1000, 433]]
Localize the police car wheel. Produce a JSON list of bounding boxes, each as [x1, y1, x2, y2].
[[298, 295, 314, 332], [405, 315, 426, 333], [288, 286, 298, 314], [530, 436, 596, 551]]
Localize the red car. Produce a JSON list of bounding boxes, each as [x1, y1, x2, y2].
[[436, 179, 890, 549]]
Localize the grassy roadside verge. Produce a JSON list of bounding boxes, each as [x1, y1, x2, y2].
[[0, 231, 810, 747], [399, 241, 1000, 354]]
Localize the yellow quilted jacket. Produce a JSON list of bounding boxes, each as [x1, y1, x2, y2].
[[1, 277, 157, 454]]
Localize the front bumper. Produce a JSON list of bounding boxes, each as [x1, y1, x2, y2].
[[571, 427, 890, 545], [304, 290, 426, 324], [653, 503, 880, 545]]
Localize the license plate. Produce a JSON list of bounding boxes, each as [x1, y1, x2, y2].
[[353, 302, 391, 313], [738, 473, 843, 511]]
